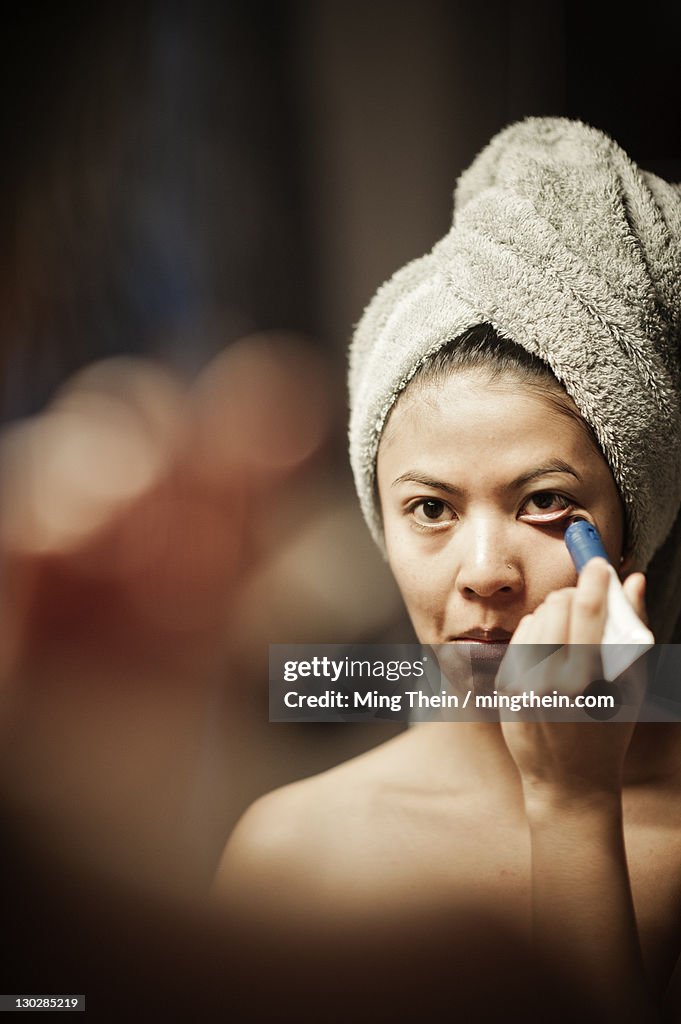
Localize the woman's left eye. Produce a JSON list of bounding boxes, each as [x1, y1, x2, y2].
[[520, 491, 574, 521]]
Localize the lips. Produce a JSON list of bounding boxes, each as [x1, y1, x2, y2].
[[451, 627, 512, 643], [435, 630, 510, 674]]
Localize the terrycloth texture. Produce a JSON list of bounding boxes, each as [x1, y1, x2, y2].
[[348, 117, 681, 641]]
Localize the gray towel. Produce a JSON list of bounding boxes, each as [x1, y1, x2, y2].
[[348, 117, 681, 641]]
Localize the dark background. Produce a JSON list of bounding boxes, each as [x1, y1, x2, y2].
[[2, 0, 680, 418]]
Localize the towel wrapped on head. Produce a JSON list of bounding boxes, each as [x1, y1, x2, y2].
[[348, 117, 681, 641]]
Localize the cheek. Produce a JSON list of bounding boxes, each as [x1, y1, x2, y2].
[[523, 533, 579, 602], [385, 536, 449, 626]]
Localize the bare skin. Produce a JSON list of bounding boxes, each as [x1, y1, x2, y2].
[[218, 718, 681, 990], [216, 371, 681, 1018]]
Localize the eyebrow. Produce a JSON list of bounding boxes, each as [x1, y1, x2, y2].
[[391, 460, 583, 494]]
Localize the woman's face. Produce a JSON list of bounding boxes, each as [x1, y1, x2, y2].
[[376, 370, 627, 648]]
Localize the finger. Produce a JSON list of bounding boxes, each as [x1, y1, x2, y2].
[[501, 601, 568, 693], [509, 613, 536, 645], [499, 614, 542, 691], [621, 572, 648, 626], [534, 588, 575, 645], [510, 587, 578, 646], [568, 557, 610, 645]]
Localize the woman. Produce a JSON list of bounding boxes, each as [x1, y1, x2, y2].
[[216, 118, 681, 1020]]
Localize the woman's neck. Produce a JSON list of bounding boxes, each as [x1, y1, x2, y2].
[[409, 721, 524, 800]]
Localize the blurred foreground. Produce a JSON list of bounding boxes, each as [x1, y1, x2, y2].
[[0, 334, 433, 1019], [0, 340, 615, 1022]]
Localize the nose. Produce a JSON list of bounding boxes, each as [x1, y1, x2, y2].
[[454, 518, 523, 599]]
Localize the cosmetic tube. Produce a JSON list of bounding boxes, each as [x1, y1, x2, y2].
[[564, 518, 654, 681]]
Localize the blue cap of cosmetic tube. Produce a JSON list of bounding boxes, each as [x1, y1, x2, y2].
[[564, 518, 611, 573]]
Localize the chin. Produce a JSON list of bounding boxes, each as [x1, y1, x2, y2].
[[426, 641, 507, 689]]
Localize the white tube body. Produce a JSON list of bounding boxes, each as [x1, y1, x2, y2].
[[601, 564, 654, 681]]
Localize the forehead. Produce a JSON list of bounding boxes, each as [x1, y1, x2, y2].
[[377, 371, 604, 480]]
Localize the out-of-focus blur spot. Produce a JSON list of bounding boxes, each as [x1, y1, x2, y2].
[[0, 340, 404, 910], [0, 406, 163, 554], [53, 357, 186, 449], [116, 493, 241, 634], [0, 358, 183, 556], [229, 493, 403, 663], [191, 331, 334, 483]]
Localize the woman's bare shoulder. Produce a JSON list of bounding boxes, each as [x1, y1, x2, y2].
[[219, 771, 339, 873], [213, 731, 415, 913], [220, 735, 399, 849]]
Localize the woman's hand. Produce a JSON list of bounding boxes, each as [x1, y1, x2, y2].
[[497, 558, 649, 810], [497, 561, 660, 1018]]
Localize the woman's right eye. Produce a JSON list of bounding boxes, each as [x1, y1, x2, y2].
[[410, 499, 456, 526]]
